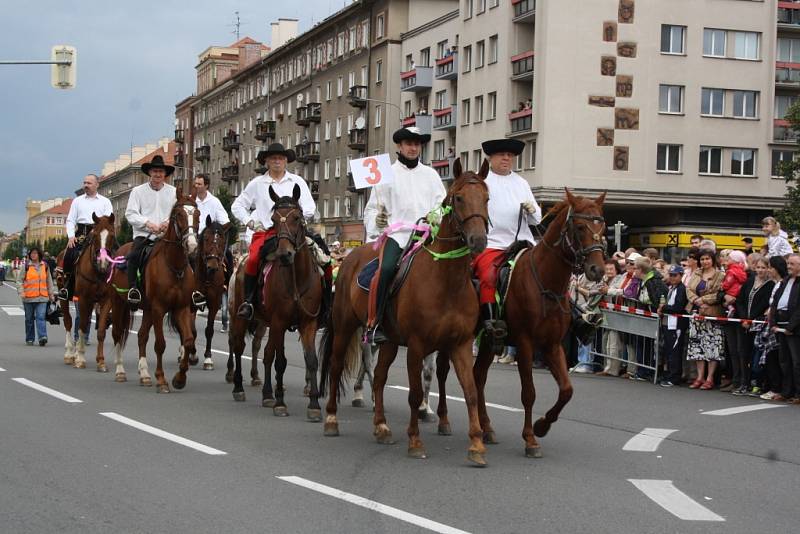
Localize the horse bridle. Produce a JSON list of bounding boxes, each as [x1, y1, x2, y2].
[[273, 203, 307, 250], [200, 224, 228, 268], [539, 206, 606, 273], [75, 226, 116, 283], [160, 203, 196, 278], [441, 178, 490, 242]]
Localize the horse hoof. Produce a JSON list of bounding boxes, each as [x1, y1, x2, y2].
[[73, 361, 86, 369], [97, 364, 108, 373], [225, 372, 233, 384], [533, 418, 551, 438], [262, 398, 276, 408], [171, 377, 186, 390], [273, 406, 289, 417], [156, 384, 170, 394], [351, 398, 365, 408], [418, 409, 432, 422], [303, 385, 310, 397], [483, 431, 499, 444], [306, 409, 322, 422], [323, 423, 339, 437], [140, 377, 152, 387], [64, 356, 74, 365], [374, 429, 394, 445], [525, 446, 543, 458], [203, 362, 214, 371], [189, 357, 199, 366], [233, 391, 246, 402], [115, 373, 127, 383], [408, 447, 427, 459], [437, 423, 452, 436], [251, 378, 263, 387], [467, 450, 488, 467]]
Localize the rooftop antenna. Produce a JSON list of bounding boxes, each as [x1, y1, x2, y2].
[[229, 11, 248, 41]]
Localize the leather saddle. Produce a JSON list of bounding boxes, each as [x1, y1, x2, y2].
[[494, 241, 533, 310]]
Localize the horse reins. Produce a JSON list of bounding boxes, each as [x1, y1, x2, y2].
[[157, 203, 196, 280], [273, 202, 321, 318]]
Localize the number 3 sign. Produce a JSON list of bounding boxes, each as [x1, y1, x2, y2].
[[349, 153, 395, 189]]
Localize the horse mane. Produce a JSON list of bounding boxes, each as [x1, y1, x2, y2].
[[544, 194, 599, 223]]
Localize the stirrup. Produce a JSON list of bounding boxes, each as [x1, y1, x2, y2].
[[237, 302, 254, 320], [191, 291, 207, 309], [127, 288, 141, 305], [57, 288, 69, 301], [364, 326, 387, 346]]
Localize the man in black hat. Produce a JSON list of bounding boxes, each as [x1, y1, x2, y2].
[[362, 126, 447, 344], [742, 237, 754, 256], [472, 138, 541, 354], [231, 143, 317, 319]]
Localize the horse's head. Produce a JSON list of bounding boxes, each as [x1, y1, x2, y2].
[[269, 184, 305, 266], [445, 158, 490, 254], [170, 191, 199, 256], [199, 215, 231, 275], [91, 212, 116, 273], [551, 189, 607, 281]]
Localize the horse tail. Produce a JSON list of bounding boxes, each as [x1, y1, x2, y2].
[[318, 311, 336, 396], [117, 299, 133, 350], [319, 310, 362, 399], [166, 311, 181, 334]]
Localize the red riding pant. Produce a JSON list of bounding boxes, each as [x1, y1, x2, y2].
[[472, 248, 505, 305], [245, 228, 277, 276]]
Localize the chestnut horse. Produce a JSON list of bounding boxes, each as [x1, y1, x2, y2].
[[135, 193, 199, 393], [319, 159, 491, 466], [228, 185, 324, 421]]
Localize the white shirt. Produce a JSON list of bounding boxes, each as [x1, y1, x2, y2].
[[231, 171, 315, 230], [768, 231, 793, 258], [125, 182, 177, 240], [66, 193, 113, 238], [777, 277, 795, 311], [363, 160, 446, 246], [485, 169, 541, 250], [195, 191, 230, 233]]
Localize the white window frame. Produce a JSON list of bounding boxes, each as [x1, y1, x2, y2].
[[656, 144, 682, 173], [658, 84, 684, 114], [325, 121, 331, 141], [463, 45, 472, 73], [733, 31, 759, 60], [772, 149, 795, 178], [701, 88, 725, 117], [475, 40, 485, 69], [323, 199, 329, 218], [487, 91, 497, 120], [336, 117, 342, 138], [376, 60, 383, 83], [461, 98, 471, 125], [337, 76, 343, 97], [699, 145, 722, 175], [703, 28, 727, 58], [324, 159, 330, 180], [474, 95, 484, 123], [335, 158, 341, 178], [375, 105, 382, 128], [731, 148, 756, 177], [489, 35, 498, 64], [732, 90, 758, 119], [376, 13, 385, 39]]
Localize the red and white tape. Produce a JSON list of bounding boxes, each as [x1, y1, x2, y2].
[[599, 301, 766, 325]]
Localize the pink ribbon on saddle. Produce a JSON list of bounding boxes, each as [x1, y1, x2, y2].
[[372, 221, 432, 260], [97, 248, 126, 283]]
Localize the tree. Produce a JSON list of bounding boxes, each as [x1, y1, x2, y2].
[[215, 185, 239, 244], [118, 217, 133, 245], [43, 236, 68, 257], [3, 238, 23, 260], [776, 100, 800, 231]]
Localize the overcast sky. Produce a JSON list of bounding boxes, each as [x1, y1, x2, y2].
[[0, 0, 346, 233]]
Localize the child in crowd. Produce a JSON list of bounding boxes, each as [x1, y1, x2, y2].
[[761, 216, 793, 258], [721, 250, 748, 317]]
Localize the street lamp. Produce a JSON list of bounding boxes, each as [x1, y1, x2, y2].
[[0, 45, 77, 90]]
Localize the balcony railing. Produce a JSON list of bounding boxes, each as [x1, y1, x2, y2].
[[511, 51, 535, 81], [296, 141, 321, 163], [400, 66, 434, 92], [174, 128, 185, 144], [400, 113, 433, 136], [254, 120, 276, 141], [779, 4, 800, 28], [433, 105, 457, 130], [509, 108, 533, 135], [775, 119, 799, 143], [222, 134, 240, 152], [296, 106, 309, 126], [296, 103, 322, 126], [194, 145, 210, 161], [431, 158, 453, 180], [348, 85, 368, 108], [309, 179, 320, 197], [174, 152, 185, 167], [221, 164, 239, 182], [307, 102, 322, 122], [512, 0, 536, 23], [348, 128, 367, 150], [435, 54, 458, 80]]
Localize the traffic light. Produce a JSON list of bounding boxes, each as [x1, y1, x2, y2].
[[605, 221, 628, 253], [50, 45, 76, 90]]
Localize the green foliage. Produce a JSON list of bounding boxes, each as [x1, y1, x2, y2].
[[776, 100, 800, 232], [117, 217, 133, 245], [43, 236, 68, 257], [3, 238, 24, 260], [215, 185, 239, 243]]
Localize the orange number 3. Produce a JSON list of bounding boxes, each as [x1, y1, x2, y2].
[[363, 158, 382, 185]]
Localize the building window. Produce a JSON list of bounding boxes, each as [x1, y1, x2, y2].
[[699, 146, 722, 175], [473, 149, 483, 171], [701, 88, 724, 116], [658, 85, 684, 114], [376, 60, 383, 83], [776, 95, 799, 119], [437, 40, 448, 59], [336, 117, 342, 137], [477, 0, 486, 14], [489, 35, 498, 64], [335, 158, 341, 178], [376, 13, 385, 39], [474, 95, 484, 122], [406, 54, 414, 70], [488, 91, 497, 120], [778, 37, 800, 62], [435, 90, 447, 110], [460, 151, 469, 171], [772, 150, 794, 177], [434, 140, 445, 160], [325, 121, 331, 140], [323, 199, 329, 218], [337, 76, 344, 97], [733, 31, 759, 60], [404, 100, 412, 118], [656, 144, 681, 173], [348, 71, 356, 88], [476, 40, 485, 69], [420, 47, 430, 67], [326, 81, 332, 101], [463, 45, 472, 73], [732, 90, 758, 119], [703, 28, 727, 57], [375, 105, 382, 127], [489, 0, 499, 6], [462, 98, 471, 124], [465, 0, 473, 19], [528, 140, 536, 169], [324, 159, 330, 180], [731, 149, 756, 177]]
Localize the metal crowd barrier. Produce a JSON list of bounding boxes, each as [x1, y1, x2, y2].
[[586, 307, 661, 384]]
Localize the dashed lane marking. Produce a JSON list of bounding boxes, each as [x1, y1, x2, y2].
[[628, 479, 725, 521], [622, 428, 678, 452], [99, 412, 227, 455], [388, 385, 523, 413], [277, 475, 471, 534], [1, 305, 25, 316], [11, 378, 82, 403], [0, 367, 6, 372], [701, 404, 786, 416]]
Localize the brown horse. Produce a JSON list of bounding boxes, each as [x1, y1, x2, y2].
[[228, 184, 324, 421], [55, 214, 127, 371], [319, 159, 491, 465], [466, 190, 607, 458], [135, 193, 199, 393]]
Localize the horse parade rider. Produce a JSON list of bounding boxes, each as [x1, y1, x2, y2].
[[231, 143, 331, 320], [193, 173, 234, 287], [58, 174, 113, 301], [125, 154, 204, 308], [472, 138, 542, 351], [363, 126, 447, 345]]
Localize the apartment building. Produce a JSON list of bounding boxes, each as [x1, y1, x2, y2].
[[26, 199, 72, 246]]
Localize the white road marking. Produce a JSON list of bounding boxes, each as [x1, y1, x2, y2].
[[622, 428, 678, 452], [0, 367, 6, 372], [388, 385, 523, 413], [628, 479, 724, 521], [2, 282, 17, 290], [277, 476, 471, 534], [701, 404, 786, 416], [211, 348, 251, 360], [12, 378, 82, 403], [99, 412, 227, 455], [1, 305, 25, 316]]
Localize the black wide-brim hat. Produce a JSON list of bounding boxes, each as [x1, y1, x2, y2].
[[393, 126, 431, 144], [257, 143, 296, 164], [482, 138, 525, 156], [141, 154, 175, 177]]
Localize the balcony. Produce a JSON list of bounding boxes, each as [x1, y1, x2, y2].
[[512, 0, 536, 23], [433, 105, 457, 130], [435, 55, 458, 80], [348, 128, 367, 150], [774, 119, 799, 144], [431, 158, 453, 180], [194, 145, 210, 161], [296, 103, 322, 126], [174, 152, 185, 168], [222, 133, 240, 152], [309, 179, 320, 198], [511, 51, 535, 81], [509, 108, 533, 136], [296, 141, 321, 163], [400, 113, 433, 136], [221, 164, 239, 182], [348, 85, 368, 108], [174, 128, 185, 144], [254, 120, 276, 141], [400, 66, 434, 92], [779, 4, 800, 32]]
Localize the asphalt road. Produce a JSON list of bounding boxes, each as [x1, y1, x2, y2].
[[1, 280, 798, 533]]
